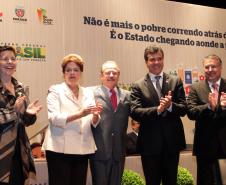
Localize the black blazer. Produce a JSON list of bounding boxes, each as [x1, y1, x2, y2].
[[187, 79, 226, 157], [126, 132, 138, 155], [130, 73, 186, 155]]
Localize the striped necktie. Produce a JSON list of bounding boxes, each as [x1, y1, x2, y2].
[[155, 76, 162, 98]]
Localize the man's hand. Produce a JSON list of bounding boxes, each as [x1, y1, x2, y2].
[[209, 92, 218, 111], [157, 91, 172, 113], [220, 92, 226, 108]]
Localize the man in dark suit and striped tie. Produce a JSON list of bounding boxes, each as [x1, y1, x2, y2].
[[130, 45, 187, 185]]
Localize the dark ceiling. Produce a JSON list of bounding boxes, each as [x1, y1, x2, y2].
[[168, 1, 226, 9]]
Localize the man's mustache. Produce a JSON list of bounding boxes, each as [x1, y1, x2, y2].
[[107, 78, 115, 81]]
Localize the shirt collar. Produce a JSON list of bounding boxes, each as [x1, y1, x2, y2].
[[148, 72, 163, 81], [103, 85, 118, 96], [208, 78, 221, 88]]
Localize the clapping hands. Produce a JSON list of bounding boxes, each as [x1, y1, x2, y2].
[[15, 96, 42, 115], [91, 101, 103, 124], [26, 100, 42, 115], [80, 102, 103, 124], [157, 91, 172, 114], [220, 92, 226, 108], [14, 95, 27, 113], [81, 102, 103, 117], [208, 92, 218, 111]]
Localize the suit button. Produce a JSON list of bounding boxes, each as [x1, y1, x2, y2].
[[111, 133, 114, 136]]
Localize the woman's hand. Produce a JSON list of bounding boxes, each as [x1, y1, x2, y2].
[[94, 101, 103, 114], [26, 100, 42, 115], [92, 102, 103, 124], [67, 103, 103, 124], [80, 106, 94, 117], [14, 95, 27, 113]]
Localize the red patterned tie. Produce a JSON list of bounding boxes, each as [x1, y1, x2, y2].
[[110, 89, 117, 111], [212, 83, 219, 103]]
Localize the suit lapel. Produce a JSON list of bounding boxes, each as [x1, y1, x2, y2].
[[63, 82, 81, 106], [219, 78, 226, 93], [200, 80, 212, 102], [117, 87, 126, 104], [99, 85, 113, 109], [99, 86, 127, 112], [216, 78, 226, 103], [162, 73, 170, 97]]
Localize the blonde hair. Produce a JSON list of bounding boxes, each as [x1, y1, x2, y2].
[[202, 54, 222, 66], [61, 54, 84, 73], [101, 61, 120, 73]]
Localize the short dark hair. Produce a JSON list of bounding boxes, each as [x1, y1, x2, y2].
[[0, 45, 16, 57], [30, 142, 42, 150], [144, 45, 164, 61]]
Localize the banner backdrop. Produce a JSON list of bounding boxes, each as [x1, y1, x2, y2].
[[62, 0, 226, 144], [0, 0, 64, 137], [1, 0, 226, 143]]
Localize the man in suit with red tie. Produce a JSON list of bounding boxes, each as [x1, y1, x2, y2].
[[90, 61, 130, 185], [187, 54, 226, 185], [130, 45, 187, 185]]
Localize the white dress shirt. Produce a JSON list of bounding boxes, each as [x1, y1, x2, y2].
[[148, 72, 172, 112], [149, 72, 163, 90], [208, 79, 221, 93]]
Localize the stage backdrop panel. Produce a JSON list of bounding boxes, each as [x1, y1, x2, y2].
[[1, 0, 226, 144], [62, 0, 226, 144], [0, 0, 64, 137]]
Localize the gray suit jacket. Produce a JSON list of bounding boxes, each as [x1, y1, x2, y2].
[[91, 85, 130, 161]]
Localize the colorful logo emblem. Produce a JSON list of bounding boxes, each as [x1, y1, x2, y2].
[[15, 8, 25, 18], [0, 11, 3, 22], [37, 8, 46, 23], [13, 7, 27, 22], [0, 42, 46, 62], [37, 8, 53, 25], [16, 45, 46, 62]]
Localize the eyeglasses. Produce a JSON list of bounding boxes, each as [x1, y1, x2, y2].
[[0, 58, 17, 63]]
